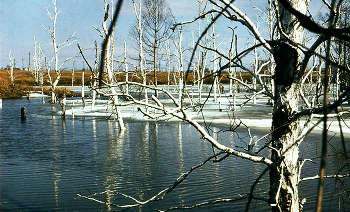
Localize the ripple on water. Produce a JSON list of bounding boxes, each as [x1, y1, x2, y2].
[[0, 98, 348, 211]]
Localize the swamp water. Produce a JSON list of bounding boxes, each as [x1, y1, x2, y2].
[[0, 98, 348, 211]]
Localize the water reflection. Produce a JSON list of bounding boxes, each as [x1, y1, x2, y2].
[[177, 123, 183, 168], [92, 119, 97, 140], [104, 120, 122, 210], [92, 121, 194, 209], [0, 99, 348, 211]]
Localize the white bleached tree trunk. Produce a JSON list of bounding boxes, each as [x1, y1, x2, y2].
[[173, 26, 184, 105], [8, 51, 14, 84], [228, 27, 237, 110], [102, 0, 125, 131], [196, 0, 208, 104], [42, 0, 75, 104], [32, 37, 43, 85], [253, 39, 258, 104], [132, 0, 148, 102], [72, 61, 75, 86], [228, 28, 234, 97], [211, 19, 218, 102], [91, 41, 99, 108], [210, 7, 219, 102], [269, 0, 309, 211], [124, 39, 129, 95], [268, 0, 276, 99], [166, 41, 171, 90], [42, 0, 59, 104]]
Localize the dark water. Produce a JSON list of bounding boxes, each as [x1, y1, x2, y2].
[[0, 98, 348, 211]]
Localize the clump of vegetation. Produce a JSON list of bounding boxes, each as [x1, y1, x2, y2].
[[0, 69, 34, 98], [43, 87, 78, 98], [0, 78, 30, 99], [0, 69, 83, 99]]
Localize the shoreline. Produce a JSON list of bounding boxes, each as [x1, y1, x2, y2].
[[27, 91, 349, 137]]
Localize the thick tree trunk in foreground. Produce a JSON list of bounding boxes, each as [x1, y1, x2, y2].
[[270, 43, 300, 212], [269, 0, 309, 211]]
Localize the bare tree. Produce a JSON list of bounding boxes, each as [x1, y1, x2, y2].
[[131, 0, 148, 102], [142, 0, 173, 97], [194, 0, 209, 104], [8, 51, 15, 84], [32, 37, 44, 86], [100, 0, 125, 130], [172, 26, 184, 105], [41, 0, 75, 103], [78, 0, 350, 211], [269, 0, 309, 210], [32, 37, 46, 103]]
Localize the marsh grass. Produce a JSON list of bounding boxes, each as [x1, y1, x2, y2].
[[0, 69, 253, 99]]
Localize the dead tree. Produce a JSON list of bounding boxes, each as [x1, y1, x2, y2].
[[8, 51, 15, 84], [130, 0, 150, 102], [142, 0, 173, 97], [99, 0, 125, 130], [80, 0, 350, 211], [41, 0, 75, 103]]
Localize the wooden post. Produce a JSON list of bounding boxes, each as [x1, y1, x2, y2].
[[27, 91, 31, 100], [21, 107, 26, 119]]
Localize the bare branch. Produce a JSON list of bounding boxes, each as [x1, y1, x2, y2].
[[245, 167, 270, 212], [92, 25, 105, 38], [77, 44, 94, 74], [161, 195, 268, 212], [278, 0, 350, 41], [171, 9, 233, 31], [300, 174, 350, 182], [216, 0, 272, 52], [57, 32, 76, 51]]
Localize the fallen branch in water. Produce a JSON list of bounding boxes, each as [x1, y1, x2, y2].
[[300, 174, 350, 182], [76, 152, 225, 209]]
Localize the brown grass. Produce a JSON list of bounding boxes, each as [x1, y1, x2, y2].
[[0, 69, 91, 98], [113, 71, 253, 85], [0, 69, 254, 98], [0, 69, 34, 98]]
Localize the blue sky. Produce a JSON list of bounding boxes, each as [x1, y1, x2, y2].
[[0, 0, 324, 70]]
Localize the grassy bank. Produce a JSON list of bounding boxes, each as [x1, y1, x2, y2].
[[0, 69, 91, 99], [0, 69, 34, 99]]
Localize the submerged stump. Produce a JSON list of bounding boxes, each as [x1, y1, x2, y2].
[[21, 107, 26, 120]]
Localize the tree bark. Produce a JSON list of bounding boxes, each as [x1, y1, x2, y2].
[[269, 0, 309, 211], [102, 1, 125, 131], [51, 0, 59, 104], [270, 43, 300, 212], [153, 1, 159, 97]]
